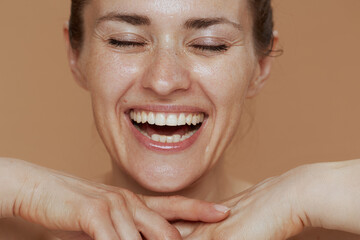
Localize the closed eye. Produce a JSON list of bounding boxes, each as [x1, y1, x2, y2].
[[107, 39, 229, 53], [108, 39, 147, 48], [191, 44, 229, 52]]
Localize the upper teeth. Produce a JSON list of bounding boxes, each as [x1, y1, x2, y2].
[[130, 110, 205, 126]]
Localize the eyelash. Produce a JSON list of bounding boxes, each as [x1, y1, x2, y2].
[[191, 44, 229, 52], [108, 39, 146, 47], [108, 39, 230, 52]]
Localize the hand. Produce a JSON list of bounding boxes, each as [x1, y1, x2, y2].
[[0, 158, 230, 240], [176, 160, 360, 239], [175, 166, 311, 240]]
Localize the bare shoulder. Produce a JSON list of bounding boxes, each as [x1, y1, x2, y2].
[[289, 227, 360, 240], [0, 217, 53, 240]]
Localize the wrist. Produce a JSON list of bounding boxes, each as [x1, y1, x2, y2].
[[276, 164, 318, 235], [0, 158, 29, 218], [291, 162, 332, 228], [295, 160, 360, 233]]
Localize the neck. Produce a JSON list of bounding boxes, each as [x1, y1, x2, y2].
[[108, 158, 230, 202]]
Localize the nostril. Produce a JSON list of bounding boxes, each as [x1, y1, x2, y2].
[[141, 61, 191, 96]]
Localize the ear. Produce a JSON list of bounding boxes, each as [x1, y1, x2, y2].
[[63, 22, 89, 90], [246, 31, 279, 98]]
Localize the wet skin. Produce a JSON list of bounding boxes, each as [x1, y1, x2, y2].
[[68, 0, 269, 196]]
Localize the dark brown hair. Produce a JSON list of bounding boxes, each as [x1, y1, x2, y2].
[[69, 0, 88, 51], [249, 0, 276, 56], [69, 0, 276, 56]]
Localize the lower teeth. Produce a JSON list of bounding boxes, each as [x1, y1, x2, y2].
[[134, 125, 196, 143]]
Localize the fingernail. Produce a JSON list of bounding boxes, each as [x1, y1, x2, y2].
[[214, 204, 231, 214]]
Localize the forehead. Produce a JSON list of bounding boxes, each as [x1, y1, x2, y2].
[[87, 0, 251, 27]]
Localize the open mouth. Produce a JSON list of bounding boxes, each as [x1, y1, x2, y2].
[[129, 110, 205, 144]]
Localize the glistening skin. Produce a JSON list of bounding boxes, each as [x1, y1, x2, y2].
[[65, 0, 273, 194]]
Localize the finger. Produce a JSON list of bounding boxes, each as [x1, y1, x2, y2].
[[142, 195, 231, 222], [51, 231, 92, 240], [83, 214, 120, 240], [110, 201, 142, 240], [134, 206, 182, 240], [184, 229, 212, 240], [184, 232, 202, 240], [173, 221, 199, 238]]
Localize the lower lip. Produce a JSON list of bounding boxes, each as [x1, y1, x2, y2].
[[127, 116, 205, 152]]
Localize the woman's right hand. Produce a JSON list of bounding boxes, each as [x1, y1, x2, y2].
[[0, 158, 230, 240]]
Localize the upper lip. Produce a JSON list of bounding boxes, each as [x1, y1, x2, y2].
[[125, 105, 207, 114]]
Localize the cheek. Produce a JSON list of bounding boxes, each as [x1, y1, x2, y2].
[[192, 57, 253, 110], [85, 50, 142, 105]]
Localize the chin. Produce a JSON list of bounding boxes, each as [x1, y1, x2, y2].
[[124, 154, 206, 193], [112, 104, 213, 193], [136, 175, 196, 193]]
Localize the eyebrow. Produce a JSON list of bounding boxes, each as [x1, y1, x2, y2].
[[184, 17, 243, 30], [96, 13, 151, 26], [96, 13, 242, 31]]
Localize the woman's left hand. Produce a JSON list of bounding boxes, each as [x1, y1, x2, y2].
[[176, 160, 360, 239], [52, 160, 360, 239], [52, 167, 306, 240], [174, 165, 314, 240]]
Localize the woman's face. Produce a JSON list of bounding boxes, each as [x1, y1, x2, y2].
[[68, 0, 270, 192]]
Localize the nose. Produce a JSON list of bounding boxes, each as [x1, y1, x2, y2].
[[141, 48, 191, 96]]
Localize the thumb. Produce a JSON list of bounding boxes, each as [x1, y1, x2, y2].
[[142, 195, 231, 222], [50, 231, 92, 240], [173, 221, 200, 238]]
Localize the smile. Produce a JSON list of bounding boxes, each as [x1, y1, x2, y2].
[[127, 108, 206, 151]]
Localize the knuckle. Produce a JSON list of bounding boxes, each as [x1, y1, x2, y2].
[[119, 187, 134, 197], [105, 191, 125, 204], [126, 191, 141, 203], [162, 226, 181, 240], [137, 193, 145, 202], [123, 189, 142, 204], [104, 192, 131, 213], [105, 190, 143, 212], [117, 188, 141, 203], [124, 192, 145, 210], [131, 201, 148, 220]]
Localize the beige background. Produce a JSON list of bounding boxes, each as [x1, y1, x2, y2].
[[0, 1, 359, 183]]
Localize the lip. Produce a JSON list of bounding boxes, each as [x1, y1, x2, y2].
[[125, 105, 207, 152], [126, 105, 207, 114]]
